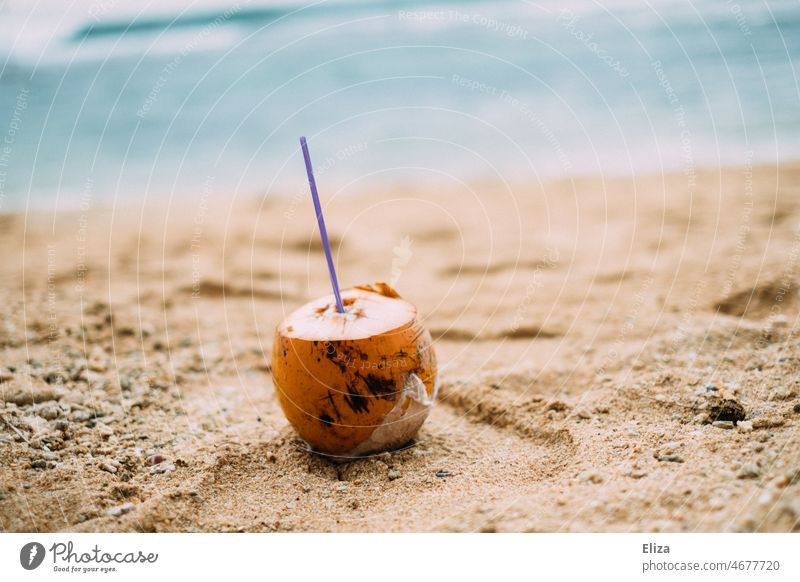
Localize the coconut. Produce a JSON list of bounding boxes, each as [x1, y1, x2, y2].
[[272, 282, 437, 457]]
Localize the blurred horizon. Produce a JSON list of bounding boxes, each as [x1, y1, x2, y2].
[[0, 0, 798, 210]]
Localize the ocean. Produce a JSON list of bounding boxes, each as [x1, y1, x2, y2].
[[0, 0, 798, 210]]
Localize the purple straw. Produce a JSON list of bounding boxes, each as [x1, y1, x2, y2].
[[300, 136, 345, 313]]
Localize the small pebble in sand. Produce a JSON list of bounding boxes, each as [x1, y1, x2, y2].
[[794, 403, 800, 414], [737, 420, 754, 433], [435, 470, 450, 478], [712, 420, 734, 430], [770, 314, 789, 328], [660, 442, 681, 454], [38, 404, 61, 420], [627, 466, 648, 479], [737, 464, 761, 479], [752, 417, 784, 430], [147, 454, 165, 466], [770, 474, 790, 489], [95, 423, 114, 438], [151, 463, 175, 475], [768, 387, 794, 401], [88, 347, 108, 372], [52, 419, 70, 432], [579, 470, 604, 484], [659, 454, 684, 463], [70, 410, 93, 422], [707, 396, 746, 423], [336, 484, 349, 492], [107, 502, 134, 517], [387, 469, 402, 481], [708, 497, 726, 511], [757, 490, 774, 505], [99, 462, 118, 474], [575, 407, 593, 420]]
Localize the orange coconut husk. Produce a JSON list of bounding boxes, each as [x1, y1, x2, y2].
[[272, 282, 437, 457]]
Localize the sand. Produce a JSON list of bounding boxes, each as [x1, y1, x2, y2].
[[1, 164, 799, 532]]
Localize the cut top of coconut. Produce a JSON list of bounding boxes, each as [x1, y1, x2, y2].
[[278, 284, 417, 341]]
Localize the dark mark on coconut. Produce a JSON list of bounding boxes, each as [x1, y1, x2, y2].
[[319, 413, 333, 426], [343, 384, 369, 414], [322, 342, 348, 374], [359, 373, 397, 400], [325, 391, 342, 420]]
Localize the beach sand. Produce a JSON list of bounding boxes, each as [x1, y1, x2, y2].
[[1, 164, 799, 532]]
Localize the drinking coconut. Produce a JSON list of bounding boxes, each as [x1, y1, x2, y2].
[[272, 282, 437, 457]]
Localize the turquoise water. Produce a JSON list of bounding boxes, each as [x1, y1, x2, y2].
[[0, 0, 798, 209]]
